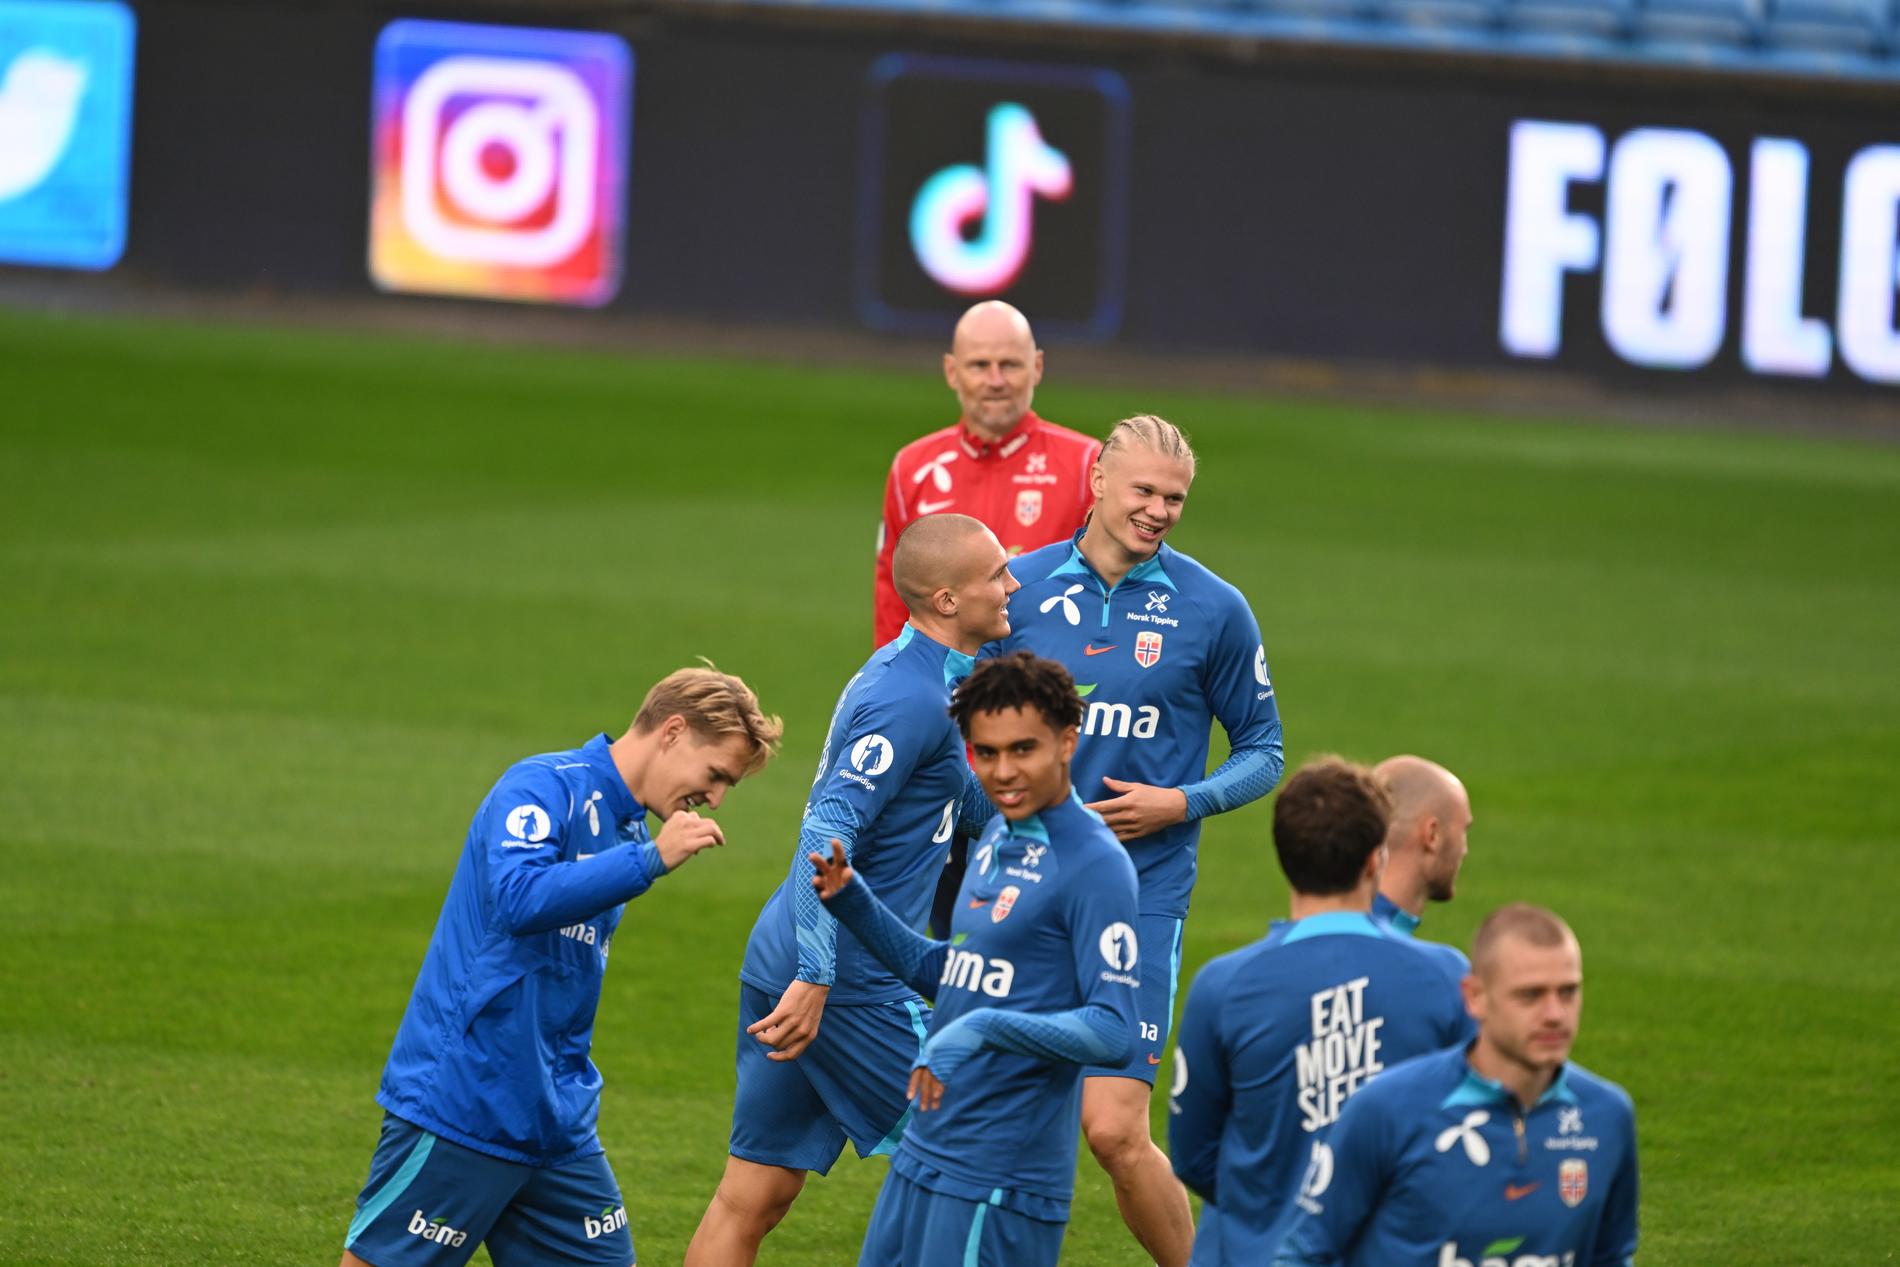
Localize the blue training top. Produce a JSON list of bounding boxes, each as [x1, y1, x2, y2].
[[1272, 1045, 1640, 1267], [1372, 891, 1474, 983], [378, 734, 666, 1166], [987, 532, 1283, 918], [740, 625, 990, 1004], [825, 791, 1142, 1220], [1170, 911, 1475, 1266]]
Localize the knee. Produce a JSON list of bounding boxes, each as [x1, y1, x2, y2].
[[1082, 1104, 1154, 1173], [713, 1169, 803, 1232]]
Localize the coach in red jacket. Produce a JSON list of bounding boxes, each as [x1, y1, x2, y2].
[[874, 301, 1099, 647]]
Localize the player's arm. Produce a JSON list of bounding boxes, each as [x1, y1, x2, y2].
[[1179, 598, 1284, 822], [811, 843, 950, 998], [483, 772, 718, 936], [909, 852, 1141, 1109], [873, 457, 909, 647], [1591, 1098, 1641, 1267], [1269, 1082, 1395, 1267], [1168, 960, 1235, 1204], [956, 764, 997, 841]]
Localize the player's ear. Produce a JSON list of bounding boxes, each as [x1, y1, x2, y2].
[[1031, 348, 1044, 385], [1460, 970, 1484, 1024], [934, 585, 957, 617], [1057, 724, 1078, 764], [943, 352, 958, 389]]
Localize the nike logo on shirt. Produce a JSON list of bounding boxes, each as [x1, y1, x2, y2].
[[1083, 645, 1118, 656], [1504, 1183, 1539, 1201], [917, 498, 954, 514]]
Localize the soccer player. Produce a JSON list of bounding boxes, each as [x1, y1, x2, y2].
[[1168, 756, 1474, 1267], [684, 514, 1018, 1267], [873, 301, 1099, 646], [808, 651, 1142, 1266], [337, 667, 783, 1267], [1271, 905, 1639, 1267], [875, 301, 1100, 939], [990, 413, 1284, 1267], [1371, 755, 1474, 979]]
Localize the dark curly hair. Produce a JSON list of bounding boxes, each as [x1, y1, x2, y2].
[[949, 652, 1085, 737], [1272, 756, 1393, 895]]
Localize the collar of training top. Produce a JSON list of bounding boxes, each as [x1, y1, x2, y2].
[[581, 732, 643, 824], [957, 410, 1042, 460]]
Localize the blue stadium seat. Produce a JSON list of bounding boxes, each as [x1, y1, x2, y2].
[[1506, 0, 1633, 44], [1760, 0, 1886, 54], [1634, 0, 1761, 50], [1381, 0, 1504, 37]]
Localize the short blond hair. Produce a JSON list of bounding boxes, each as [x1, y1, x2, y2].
[[633, 664, 783, 774], [1471, 903, 1577, 976], [1099, 414, 1197, 475]]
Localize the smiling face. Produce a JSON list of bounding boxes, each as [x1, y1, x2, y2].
[[1465, 932, 1583, 1078], [945, 527, 1021, 647], [966, 704, 1076, 821], [1088, 443, 1194, 565], [637, 720, 759, 816]]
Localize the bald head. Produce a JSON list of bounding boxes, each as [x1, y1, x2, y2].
[[1470, 903, 1578, 979], [893, 514, 992, 612], [1374, 755, 1472, 912], [944, 302, 1042, 440]]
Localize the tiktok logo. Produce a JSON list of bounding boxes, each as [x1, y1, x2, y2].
[[909, 104, 1071, 296], [857, 55, 1130, 338]]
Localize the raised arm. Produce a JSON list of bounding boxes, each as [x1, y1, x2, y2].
[[813, 843, 950, 997]]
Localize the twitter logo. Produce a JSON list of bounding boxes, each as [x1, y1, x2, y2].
[[0, 0, 135, 271]]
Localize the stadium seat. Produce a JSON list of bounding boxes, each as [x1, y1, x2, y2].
[[1381, 0, 1504, 37], [1760, 0, 1887, 54], [1506, 0, 1634, 42], [1633, 0, 1761, 50]]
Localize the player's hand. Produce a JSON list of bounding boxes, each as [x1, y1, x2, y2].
[[1084, 778, 1189, 842], [654, 810, 725, 871], [908, 1064, 946, 1112], [807, 840, 855, 900], [747, 980, 830, 1062]]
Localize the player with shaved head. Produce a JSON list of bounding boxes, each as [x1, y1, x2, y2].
[[1272, 904, 1640, 1267], [686, 515, 1019, 1266], [1372, 755, 1474, 977]]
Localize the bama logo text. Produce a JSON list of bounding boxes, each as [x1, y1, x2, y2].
[[407, 1209, 468, 1247], [1439, 1242, 1575, 1267], [939, 948, 1015, 997]]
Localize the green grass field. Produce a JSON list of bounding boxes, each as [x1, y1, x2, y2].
[[2, 305, 1897, 1266]]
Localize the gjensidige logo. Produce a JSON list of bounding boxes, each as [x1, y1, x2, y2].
[[857, 55, 1129, 339], [370, 19, 630, 306]]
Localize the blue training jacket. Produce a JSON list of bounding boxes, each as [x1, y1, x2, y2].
[[1170, 912, 1474, 1266], [377, 734, 665, 1166], [1272, 1045, 1639, 1267], [987, 532, 1283, 919]]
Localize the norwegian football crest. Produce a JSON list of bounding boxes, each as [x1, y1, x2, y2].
[[1016, 489, 1043, 526], [1559, 1159, 1588, 1207], [992, 884, 1020, 923], [1134, 631, 1163, 667]]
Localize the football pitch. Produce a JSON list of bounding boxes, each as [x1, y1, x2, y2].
[[2, 305, 1896, 1266]]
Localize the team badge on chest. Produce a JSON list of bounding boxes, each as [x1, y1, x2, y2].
[[1134, 631, 1163, 667], [1016, 490, 1043, 526], [1559, 1159, 1588, 1207], [993, 885, 1021, 923]]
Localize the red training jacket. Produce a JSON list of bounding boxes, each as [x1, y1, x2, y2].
[[874, 411, 1100, 646]]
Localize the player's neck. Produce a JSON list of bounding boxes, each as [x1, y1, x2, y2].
[[1378, 863, 1429, 918], [606, 731, 650, 810], [1077, 521, 1150, 589], [1287, 884, 1375, 922], [907, 615, 985, 656], [1467, 1036, 1560, 1111]]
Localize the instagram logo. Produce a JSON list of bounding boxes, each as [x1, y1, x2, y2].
[[858, 56, 1129, 340], [369, 20, 630, 306], [910, 104, 1071, 296]]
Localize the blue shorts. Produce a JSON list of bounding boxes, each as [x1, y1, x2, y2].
[[343, 1113, 633, 1267], [1085, 913, 1183, 1084], [859, 1166, 1067, 1267], [727, 981, 929, 1174]]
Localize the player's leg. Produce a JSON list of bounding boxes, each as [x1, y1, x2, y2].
[[796, 996, 930, 1162], [338, 1113, 522, 1267], [683, 984, 844, 1266], [1080, 914, 1193, 1267], [484, 1150, 634, 1267]]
